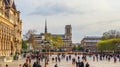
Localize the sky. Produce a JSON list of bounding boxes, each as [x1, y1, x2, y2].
[[14, 0, 120, 43]]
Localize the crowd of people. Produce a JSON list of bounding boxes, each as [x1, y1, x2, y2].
[[4, 52, 120, 67], [21, 53, 90, 67]]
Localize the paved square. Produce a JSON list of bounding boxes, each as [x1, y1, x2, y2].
[[0, 55, 120, 67]]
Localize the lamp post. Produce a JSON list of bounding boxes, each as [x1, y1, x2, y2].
[[41, 39, 50, 67]]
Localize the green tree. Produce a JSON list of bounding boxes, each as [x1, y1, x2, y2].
[[43, 33, 64, 51], [53, 35, 63, 47], [22, 39, 28, 50], [24, 29, 37, 50], [97, 40, 108, 51], [72, 45, 77, 51], [97, 38, 120, 52], [98, 30, 120, 52], [77, 45, 83, 51], [102, 30, 120, 40]]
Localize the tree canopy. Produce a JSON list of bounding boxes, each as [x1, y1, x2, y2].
[[22, 39, 28, 50], [97, 30, 120, 52], [102, 30, 120, 40], [43, 33, 64, 51], [24, 29, 37, 50], [97, 38, 120, 51]]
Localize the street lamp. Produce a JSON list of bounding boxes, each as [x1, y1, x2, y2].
[[41, 39, 50, 67]]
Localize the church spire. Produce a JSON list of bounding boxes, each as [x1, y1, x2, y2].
[[45, 19, 47, 34], [12, 0, 16, 10]]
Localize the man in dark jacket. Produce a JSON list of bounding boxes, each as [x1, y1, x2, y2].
[[54, 64, 58, 67], [80, 61, 84, 67], [33, 62, 37, 67], [86, 62, 90, 67], [33, 62, 41, 67]]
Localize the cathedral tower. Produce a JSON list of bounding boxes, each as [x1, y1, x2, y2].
[[65, 25, 72, 40]]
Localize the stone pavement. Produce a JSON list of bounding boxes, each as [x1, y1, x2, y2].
[[0, 55, 120, 67], [47, 55, 120, 67]]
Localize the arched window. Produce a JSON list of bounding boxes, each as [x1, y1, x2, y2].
[[5, 9, 9, 19]]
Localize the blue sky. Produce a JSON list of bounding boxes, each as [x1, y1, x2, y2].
[[14, 0, 120, 43]]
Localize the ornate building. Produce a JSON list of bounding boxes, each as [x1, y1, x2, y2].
[[0, 0, 22, 56], [81, 36, 101, 52], [31, 21, 72, 51]]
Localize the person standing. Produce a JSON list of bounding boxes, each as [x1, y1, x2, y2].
[[119, 55, 120, 62], [114, 56, 117, 63], [52, 57, 54, 62], [86, 62, 90, 67], [69, 55, 71, 60], [6, 64, 8, 67], [19, 64, 22, 67], [58, 57, 61, 62], [72, 58, 76, 64], [93, 55, 95, 61], [55, 57, 58, 62], [78, 56, 80, 61], [33, 62, 37, 67], [54, 64, 58, 67], [80, 61, 84, 67], [77, 60, 80, 67], [23, 62, 28, 67], [36, 62, 41, 67], [66, 56, 68, 62]]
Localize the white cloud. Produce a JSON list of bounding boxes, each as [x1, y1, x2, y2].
[[15, 0, 120, 43], [29, 3, 78, 16]]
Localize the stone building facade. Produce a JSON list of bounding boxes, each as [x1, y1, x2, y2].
[[81, 36, 101, 52], [0, 0, 22, 56], [30, 21, 72, 51]]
